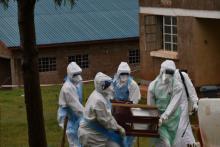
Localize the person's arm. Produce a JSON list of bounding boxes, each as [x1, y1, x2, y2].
[[162, 81, 183, 118], [128, 80, 141, 104], [64, 87, 84, 117], [183, 72, 198, 104], [147, 81, 156, 105], [94, 100, 119, 130]]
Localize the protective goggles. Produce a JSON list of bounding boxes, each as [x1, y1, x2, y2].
[[120, 73, 129, 76], [165, 69, 174, 75], [72, 72, 81, 77], [102, 80, 112, 90]]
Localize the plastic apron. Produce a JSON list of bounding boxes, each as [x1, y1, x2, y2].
[[154, 80, 181, 147], [58, 80, 83, 147], [113, 76, 132, 101], [113, 76, 134, 147]]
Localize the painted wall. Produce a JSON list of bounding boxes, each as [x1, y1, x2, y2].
[[193, 18, 220, 86]]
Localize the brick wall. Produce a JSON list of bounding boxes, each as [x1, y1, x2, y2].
[[192, 18, 220, 86], [11, 39, 140, 85], [140, 15, 195, 82], [139, 0, 220, 10], [0, 41, 11, 58], [139, 14, 220, 87]]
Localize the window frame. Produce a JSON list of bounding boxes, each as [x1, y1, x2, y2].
[[68, 54, 89, 69], [163, 16, 177, 52], [38, 57, 56, 72], [129, 49, 140, 64]]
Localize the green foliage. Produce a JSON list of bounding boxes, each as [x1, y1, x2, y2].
[[0, 84, 151, 147], [0, 84, 93, 146]]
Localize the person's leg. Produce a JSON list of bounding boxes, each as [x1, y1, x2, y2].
[[155, 138, 171, 147], [78, 127, 107, 147], [124, 136, 136, 147], [66, 131, 80, 147]]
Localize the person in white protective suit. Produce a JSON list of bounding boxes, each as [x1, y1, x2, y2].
[[113, 62, 141, 104], [147, 60, 183, 147], [148, 60, 198, 147], [171, 60, 198, 147], [112, 62, 141, 147], [78, 72, 126, 147], [57, 62, 84, 147]]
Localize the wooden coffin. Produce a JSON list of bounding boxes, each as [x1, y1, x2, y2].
[[111, 100, 160, 137]]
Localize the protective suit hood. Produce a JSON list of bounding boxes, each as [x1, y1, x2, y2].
[[117, 62, 131, 75], [94, 72, 112, 94], [159, 60, 176, 84], [67, 62, 82, 80], [160, 60, 176, 74]]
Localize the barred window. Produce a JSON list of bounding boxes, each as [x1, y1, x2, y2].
[[38, 57, 56, 72], [129, 49, 140, 64], [163, 16, 177, 51], [68, 54, 89, 68]]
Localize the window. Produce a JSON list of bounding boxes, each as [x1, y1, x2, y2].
[[163, 16, 177, 51], [68, 54, 89, 68], [129, 49, 140, 64], [38, 57, 56, 72]]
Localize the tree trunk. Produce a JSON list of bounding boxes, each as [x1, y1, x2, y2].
[[17, 0, 47, 146]]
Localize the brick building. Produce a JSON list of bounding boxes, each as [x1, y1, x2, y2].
[[139, 0, 220, 87], [0, 0, 140, 85]]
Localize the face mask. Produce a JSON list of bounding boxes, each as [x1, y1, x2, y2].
[[72, 75, 82, 84], [120, 75, 129, 82]]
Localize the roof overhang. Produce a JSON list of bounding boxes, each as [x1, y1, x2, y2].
[[140, 7, 220, 19]]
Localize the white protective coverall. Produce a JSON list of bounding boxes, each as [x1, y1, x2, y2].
[[113, 62, 141, 147], [78, 72, 125, 147], [173, 67, 198, 146], [113, 62, 141, 104], [147, 60, 183, 147], [57, 62, 84, 147]]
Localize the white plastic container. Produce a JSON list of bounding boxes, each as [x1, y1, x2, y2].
[[198, 98, 220, 147]]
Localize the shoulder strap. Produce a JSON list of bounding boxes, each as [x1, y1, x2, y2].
[[179, 70, 190, 99]]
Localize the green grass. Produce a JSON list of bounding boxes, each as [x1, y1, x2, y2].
[[0, 83, 150, 147]]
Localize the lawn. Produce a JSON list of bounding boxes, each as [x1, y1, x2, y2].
[[0, 83, 150, 147]]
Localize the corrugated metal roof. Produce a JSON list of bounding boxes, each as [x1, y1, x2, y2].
[[0, 0, 139, 47]]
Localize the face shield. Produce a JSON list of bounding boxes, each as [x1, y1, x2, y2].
[[94, 72, 113, 95], [102, 80, 114, 99], [67, 62, 82, 84], [162, 69, 174, 84], [71, 73, 82, 84]]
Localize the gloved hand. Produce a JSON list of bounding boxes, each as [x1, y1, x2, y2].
[[117, 125, 126, 136], [192, 102, 198, 112], [159, 113, 168, 127]]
